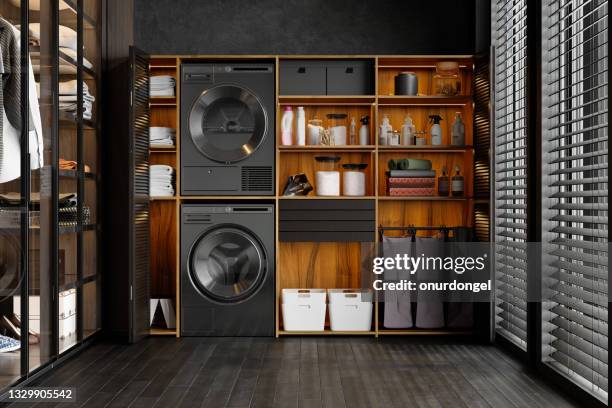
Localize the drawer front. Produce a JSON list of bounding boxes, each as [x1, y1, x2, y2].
[[279, 62, 326, 95], [279, 199, 375, 242], [182, 166, 239, 192], [326, 60, 374, 95]]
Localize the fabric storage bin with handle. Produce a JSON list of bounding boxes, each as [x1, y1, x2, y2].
[[281, 289, 326, 331], [328, 289, 373, 331]]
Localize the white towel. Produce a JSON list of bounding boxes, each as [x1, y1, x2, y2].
[[150, 165, 174, 175], [150, 175, 173, 182], [27, 24, 77, 51]]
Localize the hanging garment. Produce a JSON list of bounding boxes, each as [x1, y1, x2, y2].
[[415, 235, 445, 329], [382, 235, 413, 328], [0, 18, 44, 183]]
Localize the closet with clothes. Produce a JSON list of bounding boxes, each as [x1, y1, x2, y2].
[[0, 0, 102, 388]]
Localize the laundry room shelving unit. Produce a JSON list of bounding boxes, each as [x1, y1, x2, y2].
[[144, 54, 482, 338]]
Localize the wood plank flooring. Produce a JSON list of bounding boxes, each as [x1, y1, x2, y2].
[[4, 337, 581, 408]]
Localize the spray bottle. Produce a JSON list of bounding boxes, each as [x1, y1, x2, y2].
[[359, 116, 370, 145], [429, 115, 443, 145]]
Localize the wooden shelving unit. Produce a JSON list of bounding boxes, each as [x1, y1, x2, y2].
[[147, 55, 476, 338]]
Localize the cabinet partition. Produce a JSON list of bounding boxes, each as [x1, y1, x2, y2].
[[144, 54, 484, 337], [0, 0, 102, 390]]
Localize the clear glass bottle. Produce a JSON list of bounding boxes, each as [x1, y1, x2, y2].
[[451, 165, 464, 197], [433, 61, 461, 96]]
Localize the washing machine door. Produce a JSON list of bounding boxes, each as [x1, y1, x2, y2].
[[189, 85, 267, 164], [189, 226, 266, 303]]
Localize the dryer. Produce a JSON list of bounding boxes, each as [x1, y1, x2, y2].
[[180, 63, 275, 196], [180, 204, 275, 336]]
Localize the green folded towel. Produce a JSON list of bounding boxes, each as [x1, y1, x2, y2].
[[387, 158, 432, 171]]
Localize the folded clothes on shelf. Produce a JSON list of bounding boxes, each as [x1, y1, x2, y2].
[[150, 165, 175, 196], [387, 158, 432, 171], [54, 80, 96, 120], [389, 187, 435, 196], [150, 75, 176, 97], [0, 192, 77, 209], [150, 127, 175, 147], [387, 177, 435, 189], [26, 23, 77, 51], [59, 158, 91, 173], [387, 170, 436, 178]]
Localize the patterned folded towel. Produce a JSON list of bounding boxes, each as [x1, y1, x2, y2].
[[387, 170, 436, 178], [389, 187, 435, 196], [388, 177, 435, 188]]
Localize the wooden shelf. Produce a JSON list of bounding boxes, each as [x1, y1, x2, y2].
[[278, 330, 375, 336], [377, 95, 472, 105], [378, 145, 473, 153], [278, 95, 376, 105], [150, 196, 177, 201], [150, 146, 176, 152], [150, 328, 177, 336], [278, 196, 376, 200], [279, 145, 376, 152], [378, 196, 471, 201], [179, 195, 274, 200]]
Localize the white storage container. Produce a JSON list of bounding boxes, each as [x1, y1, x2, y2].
[[282, 289, 326, 331], [328, 289, 373, 331]]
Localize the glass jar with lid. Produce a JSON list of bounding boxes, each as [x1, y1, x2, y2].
[[342, 163, 368, 196], [326, 113, 348, 145], [315, 156, 341, 196], [433, 61, 461, 96]]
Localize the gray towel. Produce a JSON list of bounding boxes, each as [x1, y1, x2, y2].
[[415, 236, 445, 329], [382, 236, 413, 328]]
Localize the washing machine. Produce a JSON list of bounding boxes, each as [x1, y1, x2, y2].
[[180, 204, 275, 336], [180, 62, 275, 196]]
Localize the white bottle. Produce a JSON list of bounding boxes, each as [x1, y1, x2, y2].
[[401, 115, 415, 145], [349, 117, 356, 145], [281, 106, 294, 146], [451, 112, 465, 146], [429, 114, 443, 145], [359, 116, 370, 145], [296, 106, 306, 146], [379, 114, 392, 146]]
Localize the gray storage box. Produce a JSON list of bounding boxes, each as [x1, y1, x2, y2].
[[326, 60, 374, 95], [279, 61, 326, 95]]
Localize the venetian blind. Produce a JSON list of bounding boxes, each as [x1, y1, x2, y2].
[[493, 0, 529, 349], [541, 0, 608, 401]]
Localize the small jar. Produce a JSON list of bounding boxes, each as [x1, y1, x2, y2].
[[315, 156, 341, 196], [326, 113, 348, 145], [308, 118, 324, 145], [342, 163, 368, 196], [433, 61, 461, 96]]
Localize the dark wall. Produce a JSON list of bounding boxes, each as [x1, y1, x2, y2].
[[135, 0, 476, 55]]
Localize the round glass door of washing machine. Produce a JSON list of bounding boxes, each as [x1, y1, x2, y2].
[[188, 85, 268, 164], [188, 226, 267, 303]]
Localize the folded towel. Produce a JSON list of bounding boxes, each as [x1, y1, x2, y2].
[[150, 165, 174, 174], [388, 170, 436, 178], [389, 187, 435, 196], [387, 159, 432, 171], [388, 177, 436, 189], [150, 176, 173, 183], [27, 24, 77, 51]]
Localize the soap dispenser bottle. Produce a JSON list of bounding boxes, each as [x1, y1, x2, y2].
[[359, 116, 370, 145], [429, 114, 443, 145], [379, 114, 392, 146], [451, 165, 464, 197], [451, 112, 465, 146], [438, 166, 450, 196], [401, 115, 415, 145]]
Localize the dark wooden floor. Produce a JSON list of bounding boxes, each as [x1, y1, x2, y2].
[[6, 337, 581, 408]]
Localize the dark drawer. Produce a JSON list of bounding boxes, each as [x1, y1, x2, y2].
[[279, 199, 375, 242], [279, 61, 326, 95], [326, 60, 374, 95]]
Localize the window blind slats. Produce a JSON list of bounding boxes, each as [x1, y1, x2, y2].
[[551, 305, 609, 336], [550, 317, 608, 350], [551, 259, 609, 281]]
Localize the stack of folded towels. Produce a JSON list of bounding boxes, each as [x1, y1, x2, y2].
[[150, 165, 175, 197], [150, 127, 175, 147], [57, 80, 95, 120], [387, 159, 436, 196], [150, 75, 175, 97], [27, 23, 94, 72]]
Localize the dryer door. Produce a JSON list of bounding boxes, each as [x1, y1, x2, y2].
[[188, 226, 266, 303], [188, 85, 267, 164]]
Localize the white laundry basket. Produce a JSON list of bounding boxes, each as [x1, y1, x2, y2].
[[282, 289, 326, 331], [328, 289, 373, 331]]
